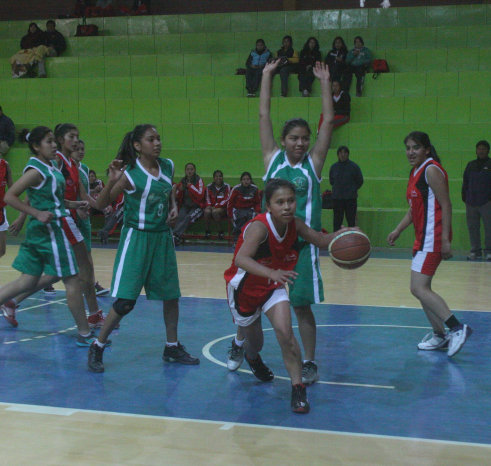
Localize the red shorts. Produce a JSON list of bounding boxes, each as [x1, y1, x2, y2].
[[411, 251, 442, 276], [61, 216, 84, 246]]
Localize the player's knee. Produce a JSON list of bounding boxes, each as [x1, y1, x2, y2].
[[113, 298, 136, 317]]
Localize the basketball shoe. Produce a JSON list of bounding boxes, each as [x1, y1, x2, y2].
[[417, 332, 450, 351], [227, 339, 244, 371], [291, 384, 310, 414], [302, 361, 319, 384], [1, 300, 18, 327], [88, 341, 105, 373], [246, 354, 274, 382], [163, 342, 200, 365], [448, 325, 473, 357]]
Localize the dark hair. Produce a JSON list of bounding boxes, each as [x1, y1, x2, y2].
[[281, 118, 311, 140], [89, 169, 96, 176], [23, 126, 53, 155], [185, 162, 196, 170], [213, 169, 223, 177], [264, 178, 296, 204], [282, 35, 293, 46], [54, 123, 77, 150], [332, 36, 348, 54], [332, 79, 341, 86], [476, 140, 490, 151], [28, 22, 40, 33], [46, 20, 55, 26], [256, 39, 265, 46], [240, 171, 253, 183], [117, 124, 156, 168], [354, 36, 364, 46], [404, 131, 440, 163], [301, 36, 320, 55], [337, 145, 350, 155]]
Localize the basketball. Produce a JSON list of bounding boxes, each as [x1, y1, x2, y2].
[[328, 230, 371, 269]]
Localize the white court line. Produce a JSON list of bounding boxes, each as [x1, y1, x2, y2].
[[6, 404, 78, 416], [2, 326, 76, 345], [201, 326, 429, 390], [0, 401, 489, 449], [17, 298, 68, 313]]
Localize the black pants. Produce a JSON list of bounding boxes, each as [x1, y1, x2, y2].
[[298, 70, 314, 93], [333, 199, 357, 232], [344, 65, 367, 94], [245, 66, 262, 93], [275, 65, 292, 96]]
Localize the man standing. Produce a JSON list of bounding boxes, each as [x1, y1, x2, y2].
[[462, 140, 491, 261], [0, 106, 15, 158], [329, 146, 364, 232]]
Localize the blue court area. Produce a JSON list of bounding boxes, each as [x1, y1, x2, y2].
[[0, 293, 489, 445]]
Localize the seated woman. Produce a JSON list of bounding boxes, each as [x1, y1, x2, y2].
[[275, 35, 299, 97], [204, 170, 230, 240], [11, 23, 49, 78], [227, 172, 261, 239], [325, 36, 348, 89], [173, 162, 206, 245], [298, 37, 322, 97], [332, 79, 350, 128], [345, 36, 372, 97]]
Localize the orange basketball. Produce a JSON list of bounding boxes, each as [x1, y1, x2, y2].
[[328, 230, 371, 269]]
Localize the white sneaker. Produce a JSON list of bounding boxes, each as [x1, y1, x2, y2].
[[447, 325, 473, 357], [417, 332, 450, 351], [227, 339, 245, 371]]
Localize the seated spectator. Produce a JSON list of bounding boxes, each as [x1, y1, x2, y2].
[[44, 20, 66, 57], [0, 106, 15, 158], [298, 37, 322, 97], [275, 35, 299, 97], [345, 36, 372, 97], [204, 170, 230, 240], [245, 39, 271, 97], [173, 162, 206, 245], [10, 23, 49, 78], [89, 169, 104, 198], [325, 36, 348, 89], [227, 172, 261, 239], [332, 79, 350, 128]]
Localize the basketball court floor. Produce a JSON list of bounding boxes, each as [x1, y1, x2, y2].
[[0, 245, 489, 464]]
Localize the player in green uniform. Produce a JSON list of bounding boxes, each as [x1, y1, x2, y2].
[[227, 60, 335, 384], [88, 124, 200, 372], [0, 126, 95, 344]]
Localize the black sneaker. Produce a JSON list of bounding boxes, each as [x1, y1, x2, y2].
[[88, 341, 105, 373], [218, 231, 225, 240], [43, 285, 56, 295], [291, 383, 310, 414], [94, 281, 110, 296], [163, 342, 200, 365], [246, 354, 274, 382]]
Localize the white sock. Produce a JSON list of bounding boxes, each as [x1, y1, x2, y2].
[[166, 341, 178, 347], [235, 337, 245, 347], [94, 339, 105, 348], [303, 359, 316, 364], [79, 331, 92, 338]]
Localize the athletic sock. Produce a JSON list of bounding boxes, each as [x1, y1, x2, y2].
[[303, 359, 316, 364], [79, 331, 92, 338], [166, 341, 178, 347], [445, 315, 462, 331], [234, 337, 244, 347], [94, 339, 105, 348]]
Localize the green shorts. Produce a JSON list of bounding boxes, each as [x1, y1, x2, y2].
[[111, 226, 181, 301], [12, 219, 78, 278], [289, 240, 324, 307], [77, 216, 91, 252]]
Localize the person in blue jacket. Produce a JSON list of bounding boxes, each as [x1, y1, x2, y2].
[[345, 36, 372, 97], [245, 39, 271, 97]]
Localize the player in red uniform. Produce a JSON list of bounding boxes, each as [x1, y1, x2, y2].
[[388, 131, 472, 357], [203, 170, 230, 240], [0, 157, 13, 258], [225, 179, 348, 413]]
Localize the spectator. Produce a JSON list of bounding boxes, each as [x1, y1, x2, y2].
[[44, 20, 66, 57], [11, 23, 50, 78], [204, 170, 230, 240], [133, 0, 151, 14], [275, 35, 299, 97], [329, 146, 364, 232], [0, 106, 15, 158], [245, 39, 271, 97], [462, 140, 491, 261], [325, 36, 348, 88], [89, 170, 104, 198], [332, 79, 350, 128], [227, 172, 261, 239], [173, 162, 206, 245], [345, 36, 372, 97], [298, 37, 322, 97]]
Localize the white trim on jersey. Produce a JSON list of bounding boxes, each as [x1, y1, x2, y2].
[[112, 227, 134, 297], [138, 175, 153, 230], [0, 208, 9, 231], [266, 212, 287, 243], [306, 153, 322, 183], [59, 221, 78, 275], [263, 149, 282, 181], [24, 164, 47, 190], [309, 243, 321, 303], [124, 171, 136, 194]]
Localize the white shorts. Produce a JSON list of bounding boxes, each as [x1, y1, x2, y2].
[[0, 207, 8, 232], [227, 284, 289, 327]]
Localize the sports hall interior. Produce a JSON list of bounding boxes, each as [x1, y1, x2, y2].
[[0, 1, 489, 464]]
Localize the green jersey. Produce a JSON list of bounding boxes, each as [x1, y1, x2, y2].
[[123, 158, 174, 232], [78, 162, 89, 193], [263, 150, 322, 231], [25, 157, 68, 220]]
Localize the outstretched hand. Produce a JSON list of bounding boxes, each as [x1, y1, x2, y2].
[[313, 61, 331, 81], [263, 58, 282, 75]]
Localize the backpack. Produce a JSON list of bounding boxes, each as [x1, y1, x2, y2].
[[372, 59, 389, 79]]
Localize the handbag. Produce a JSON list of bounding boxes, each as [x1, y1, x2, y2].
[[372, 59, 389, 79], [76, 18, 99, 37]]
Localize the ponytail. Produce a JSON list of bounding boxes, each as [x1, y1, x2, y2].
[[404, 131, 440, 163], [116, 124, 155, 168], [21, 126, 53, 155]]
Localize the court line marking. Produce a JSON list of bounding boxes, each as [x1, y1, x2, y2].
[[202, 326, 439, 390], [1, 401, 489, 449], [2, 326, 76, 345]]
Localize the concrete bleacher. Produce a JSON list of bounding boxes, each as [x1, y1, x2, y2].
[[0, 4, 490, 249]]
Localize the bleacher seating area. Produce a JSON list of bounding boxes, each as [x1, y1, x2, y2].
[[0, 4, 489, 249]]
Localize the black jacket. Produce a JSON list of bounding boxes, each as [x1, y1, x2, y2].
[[329, 160, 363, 199], [462, 157, 491, 207], [44, 30, 66, 55], [0, 113, 15, 146]]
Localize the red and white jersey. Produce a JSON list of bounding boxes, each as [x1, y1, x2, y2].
[[57, 151, 79, 202], [224, 212, 300, 314], [406, 158, 451, 253], [0, 159, 8, 208]]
